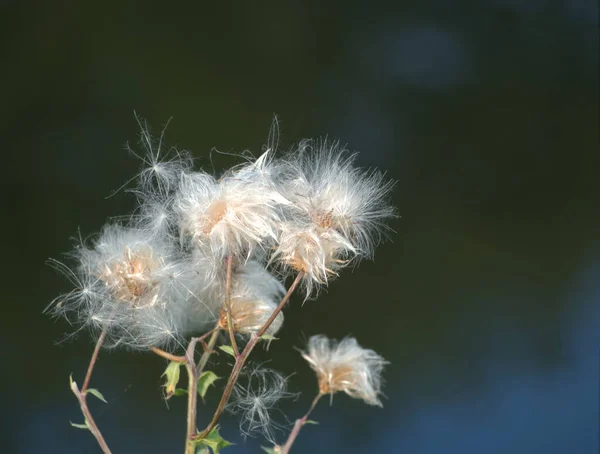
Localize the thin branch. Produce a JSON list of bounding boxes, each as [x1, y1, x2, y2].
[[279, 393, 323, 454], [195, 272, 304, 441], [71, 329, 112, 454], [197, 326, 221, 376], [151, 347, 186, 363], [82, 329, 107, 393], [184, 337, 201, 454], [224, 255, 239, 357], [71, 381, 113, 454]]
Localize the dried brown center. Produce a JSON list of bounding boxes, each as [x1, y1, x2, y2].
[[312, 210, 334, 229], [201, 199, 228, 235], [318, 364, 355, 395], [100, 246, 160, 306]]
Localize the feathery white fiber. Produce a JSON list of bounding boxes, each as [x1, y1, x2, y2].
[[282, 140, 394, 257], [174, 152, 289, 260], [219, 261, 286, 336], [270, 222, 355, 297], [302, 335, 388, 406], [49, 118, 397, 362], [47, 224, 218, 350], [127, 115, 194, 199], [227, 365, 296, 443], [270, 140, 395, 296]]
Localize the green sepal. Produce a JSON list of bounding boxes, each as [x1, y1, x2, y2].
[[260, 334, 279, 341], [162, 360, 183, 399], [261, 446, 279, 454], [173, 388, 187, 396], [70, 421, 89, 430], [85, 388, 107, 403], [218, 345, 235, 357], [198, 371, 220, 400], [303, 419, 319, 425]]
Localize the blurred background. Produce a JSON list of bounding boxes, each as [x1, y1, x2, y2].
[[1, 1, 598, 453]]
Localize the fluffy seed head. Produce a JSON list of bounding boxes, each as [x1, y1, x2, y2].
[[283, 140, 395, 257], [271, 140, 395, 296], [175, 152, 289, 259], [302, 335, 388, 406], [47, 224, 217, 350], [218, 261, 285, 336], [271, 222, 355, 297]]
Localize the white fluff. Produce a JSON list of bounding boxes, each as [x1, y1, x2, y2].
[[47, 224, 219, 350], [270, 140, 395, 296], [222, 261, 286, 336], [227, 365, 295, 443], [302, 335, 388, 406], [280, 139, 395, 258], [48, 121, 397, 358], [174, 152, 289, 260], [270, 221, 355, 297], [129, 115, 194, 199]]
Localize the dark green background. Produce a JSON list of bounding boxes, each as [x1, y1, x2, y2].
[[1, 2, 598, 453]]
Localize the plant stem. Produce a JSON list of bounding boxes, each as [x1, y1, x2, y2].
[[184, 337, 201, 454], [71, 329, 112, 454], [197, 326, 220, 376], [151, 347, 186, 363], [224, 255, 239, 357], [195, 272, 304, 440], [279, 394, 323, 454], [82, 329, 107, 393]]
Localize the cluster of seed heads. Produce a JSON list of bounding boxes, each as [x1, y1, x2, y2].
[[48, 119, 393, 442]]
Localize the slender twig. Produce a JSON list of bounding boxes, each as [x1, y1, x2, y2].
[[71, 329, 112, 454], [82, 329, 107, 393], [151, 347, 186, 363], [195, 272, 304, 440], [184, 337, 201, 454], [197, 326, 220, 376], [279, 393, 323, 454], [224, 255, 239, 357]]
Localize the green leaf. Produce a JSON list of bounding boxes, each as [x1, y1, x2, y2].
[[195, 426, 233, 453], [218, 345, 235, 357], [162, 361, 183, 399], [303, 419, 319, 425], [70, 421, 89, 430], [198, 371, 220, 400], [85, 388, 107, 403]]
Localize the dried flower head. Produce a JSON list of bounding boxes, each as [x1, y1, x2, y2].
[[287, 140, 395, 256], [271, 222, 355, 297], [271, 140, 394, 296], [218, 261, 285, 336], [47, 224, 217, 349], [227, 365, 296, 443], [174, 152, 289, 260], [302, 335, 388, 406]]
